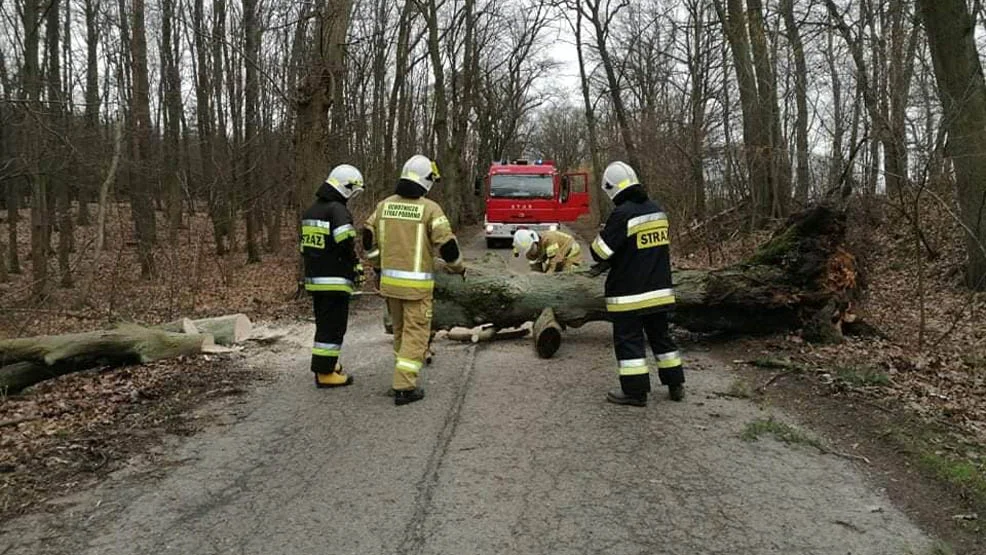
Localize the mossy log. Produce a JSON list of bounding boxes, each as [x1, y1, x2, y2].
[[433, 206, 859, 343], [0, 326, 214, 394]]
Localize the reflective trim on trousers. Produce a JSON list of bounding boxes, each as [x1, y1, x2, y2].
[[606, 288, 675, 312], [568, 243, 582, 258], [657, 350, 682, 369], [591, 235, 614, 260], [305, 277, 354, 293], [618, 358, 649, 376], [333, 224, 356, 243], [396, 357, 422, 374], [312, 341, 341, 357], [626, 212, 668, 236]]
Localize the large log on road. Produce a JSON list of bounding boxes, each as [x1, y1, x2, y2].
[[433, 206, 858, 343]]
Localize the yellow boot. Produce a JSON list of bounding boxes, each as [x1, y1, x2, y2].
[[315, 363, 353, 388]]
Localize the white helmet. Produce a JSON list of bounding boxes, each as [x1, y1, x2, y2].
[[326, 164, 365, 199], [601, 161, 640, 201], [401, 154, 441, 192], [512, 229, 540, 258]]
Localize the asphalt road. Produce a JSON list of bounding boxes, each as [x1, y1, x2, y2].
[[1, 227, 933, 555]]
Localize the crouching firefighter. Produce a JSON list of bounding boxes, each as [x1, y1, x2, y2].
[[512, 229, 583, 273], [364, 155, 465, 405], [301, 164, 365, 388], [589, 161, 684, 406]]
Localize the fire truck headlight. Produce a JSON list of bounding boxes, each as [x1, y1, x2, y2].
[[549, 224, 558, 232], [486, 224, 494, 233]]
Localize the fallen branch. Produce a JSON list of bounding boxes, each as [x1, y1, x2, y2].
[[756, 369, 802, 393]]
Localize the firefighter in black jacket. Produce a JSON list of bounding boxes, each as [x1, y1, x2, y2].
[[589, 161, 684, 406], [301, 164, 365, 388]]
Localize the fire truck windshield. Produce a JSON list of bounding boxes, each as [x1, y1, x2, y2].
[[489, 174, 554, 199]]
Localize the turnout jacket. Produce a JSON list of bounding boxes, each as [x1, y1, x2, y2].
[[301, 183, 360, 294], [364, 179, 464, 301], [590, 187, 674, 315], [526, 230, 581, 273]]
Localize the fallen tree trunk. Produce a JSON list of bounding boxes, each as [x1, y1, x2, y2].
[[0, 326, 214, 394], [433, 206, 859, 343]]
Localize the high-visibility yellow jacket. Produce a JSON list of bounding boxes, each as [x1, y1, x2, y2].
[[365, 191, 463, 300], [526, 230, 582, 272]]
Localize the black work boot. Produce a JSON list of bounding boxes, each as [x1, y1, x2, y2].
[[394, 388, 425, 406], [606, 388, 647, 407], [668, 384, 685, 402]]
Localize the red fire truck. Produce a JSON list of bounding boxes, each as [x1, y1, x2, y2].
[[480, 159, 590, 248]]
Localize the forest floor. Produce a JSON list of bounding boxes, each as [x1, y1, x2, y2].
[[0, 200, 984, 553]]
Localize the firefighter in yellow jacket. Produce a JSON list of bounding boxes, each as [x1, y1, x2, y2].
[[512, 229, 583, 273], [363, 154, 465, 406]]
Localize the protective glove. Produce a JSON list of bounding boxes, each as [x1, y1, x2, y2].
[[587, 262, 610, 278], [353, 264, 366, 288]]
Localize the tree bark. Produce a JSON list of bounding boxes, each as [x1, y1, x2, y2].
[[162, 0, 183, 242], [243, 0, 261, 263], [782, 0, 809, 206], [918, 0, 986, 289], [130, 0, 156, 277]]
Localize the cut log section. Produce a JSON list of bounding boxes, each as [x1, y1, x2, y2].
[[432, 206, 860, 347], [160, 314, 251, 346], [533, 308, 563, 359], [0, 326, 215, 394]]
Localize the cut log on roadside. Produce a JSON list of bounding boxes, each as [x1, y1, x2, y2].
[[533, 308, 563, 359], [433, 206, 860, 344], [0, 326, 214, 394], [160, 314, 252, 345]]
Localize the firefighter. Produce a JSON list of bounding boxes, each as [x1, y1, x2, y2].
[[301, 164, 365, 388], [512, 229, 583, 273], [364, 154, 465, 406], [589, 161, 684, 406]]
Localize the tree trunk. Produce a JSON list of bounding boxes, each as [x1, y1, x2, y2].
[[0, 326, 214, 394], [747, 0, 790, 218], [715, 0, 773, 225], [433, 206, 858, 344], [574, 8, 607, 224], [918, 0, 986, 289], [243, 0, 261, 263], [130, 0, 156, 277], [782, 0, 809, 206], [162, 0, 183, 243], [585, 1, 643, 175], [5, 181, 20, 274]]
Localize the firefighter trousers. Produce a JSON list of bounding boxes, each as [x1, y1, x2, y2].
[[612, 311, 684, 397], [387, 296, 433, 391], [311, 292, 349, 374]]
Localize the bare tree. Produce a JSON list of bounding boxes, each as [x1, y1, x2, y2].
[[130, 0, 156, 278], [919, 0, 986, 289]]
